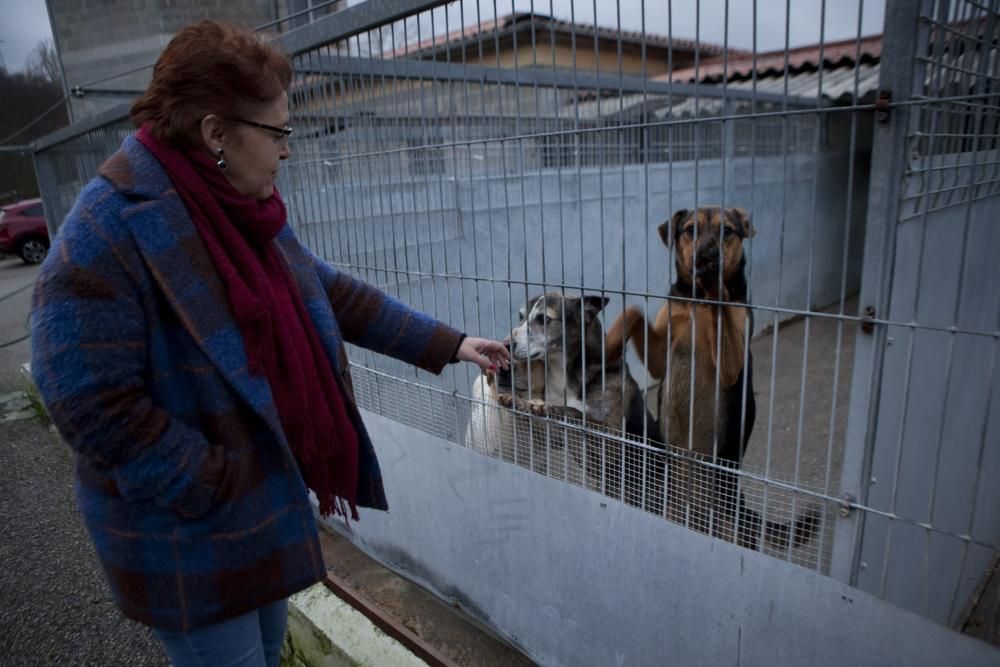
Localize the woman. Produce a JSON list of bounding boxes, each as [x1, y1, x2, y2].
[[30, 20, 508, 667]]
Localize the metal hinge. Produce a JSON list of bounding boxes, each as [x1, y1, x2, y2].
[[861, 305, 876, 334], [839, 492, 856, 517], [876, 89, 893, 124]]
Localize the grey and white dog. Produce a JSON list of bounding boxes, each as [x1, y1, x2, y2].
[[466, 292, 656, 497]]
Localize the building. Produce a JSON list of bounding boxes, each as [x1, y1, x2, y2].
[[45, 0, 344, 119]]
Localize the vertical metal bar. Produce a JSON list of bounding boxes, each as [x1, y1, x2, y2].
[[817, 0, 869, 574], [685, 0, 703, 534], [334, 42, 366, 283], [335, 39, 382, 378], [413, 9, 442, 331], [314, 44, 341, 269], [614, 0, 627, 501], [362, 29, 396, 299], [709, 0, 732, 540], [759, 0, 794, 553], [488, 0, 521, 467], [568, 0, 586, 485], [395, 17, 430, 384], [436, 2, 466, 436], [585, 0, 605, 494], [638, 0, 652, 508], [785, 0, 828, 564], [831, 0, 924, 585], [732, 0, 761, 553], [507, 0, 535, 473], [876, 0, 949, 602], [375, 24, 405, 305], [474, 0, 499, 379], [547, 0, 571, 479], [287, 52, 307, 250], [661, 0, 675, 522]]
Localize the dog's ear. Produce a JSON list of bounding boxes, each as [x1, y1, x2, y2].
[[659, 209, 690, 247], [581, 295, 610, 319], [728, 207, 756, 239]]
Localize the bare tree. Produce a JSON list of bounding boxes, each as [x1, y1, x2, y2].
[[26, 39, 61, 85]]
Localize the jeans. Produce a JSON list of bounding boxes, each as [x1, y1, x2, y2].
[[153, 598, 288, 667]]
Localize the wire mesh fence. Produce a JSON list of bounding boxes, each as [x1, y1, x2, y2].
[[30, 0, 1000, 648], [279, 0, 875, 583]]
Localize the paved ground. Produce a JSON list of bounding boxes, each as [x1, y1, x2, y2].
[[0, 254, 168, 666]]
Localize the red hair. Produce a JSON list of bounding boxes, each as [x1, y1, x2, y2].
[[131, 20, 292, 145]]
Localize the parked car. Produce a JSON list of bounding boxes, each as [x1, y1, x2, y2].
[[0, 198, 50, 264]]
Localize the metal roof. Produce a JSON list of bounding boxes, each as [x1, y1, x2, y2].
[[560, 60, 880, 122]]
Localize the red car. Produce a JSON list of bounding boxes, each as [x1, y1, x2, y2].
[[0, 198, 50, 264]]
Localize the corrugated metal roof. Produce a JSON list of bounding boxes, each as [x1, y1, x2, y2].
[[560, 61, 880, 122]]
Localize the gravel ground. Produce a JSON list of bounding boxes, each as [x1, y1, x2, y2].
[[0, 254, 168, 666], [0, 418, 169, 666]]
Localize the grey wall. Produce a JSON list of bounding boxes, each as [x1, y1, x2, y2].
[[287, 149, 870, 389], [321, 410, 999, 666]]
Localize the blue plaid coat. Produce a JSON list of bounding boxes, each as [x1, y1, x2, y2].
[[30, 136, 462, 631]]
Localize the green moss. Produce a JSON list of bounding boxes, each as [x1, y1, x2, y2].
[[19, 363, 50, 425]]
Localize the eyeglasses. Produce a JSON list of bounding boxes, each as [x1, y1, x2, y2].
[[233, 118, 293, 145]]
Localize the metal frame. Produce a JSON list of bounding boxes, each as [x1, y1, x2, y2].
[[830, 0, 923, 586]]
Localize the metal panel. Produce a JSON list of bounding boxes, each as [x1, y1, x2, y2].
[[326, 411, 1000, 667]]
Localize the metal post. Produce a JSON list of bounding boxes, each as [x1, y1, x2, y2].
[[829, 0, 924, 585]]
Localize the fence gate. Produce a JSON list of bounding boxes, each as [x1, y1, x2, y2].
[[29, 0, 1000, 664], [839, 0, 1000, 630]]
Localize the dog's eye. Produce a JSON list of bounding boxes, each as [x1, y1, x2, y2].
[[534, 313, 547, 323], [683, 227, 695, 236]]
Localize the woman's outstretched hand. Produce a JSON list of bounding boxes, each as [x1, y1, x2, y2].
[[455, 337, 510, 373]]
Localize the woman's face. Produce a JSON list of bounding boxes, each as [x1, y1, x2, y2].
[[220, 91, 291, 200]]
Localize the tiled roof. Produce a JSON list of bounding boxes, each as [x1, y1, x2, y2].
[[663, 33, 883, 84], [385, 12, 742, 61]]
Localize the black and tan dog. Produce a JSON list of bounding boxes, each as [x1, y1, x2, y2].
[[606, 206, 818, 549]]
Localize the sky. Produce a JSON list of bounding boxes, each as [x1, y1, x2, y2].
[[0, 0, 884, 74], [0, 1, 53, 72]]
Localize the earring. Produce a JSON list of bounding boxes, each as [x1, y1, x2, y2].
[[216, 147, 227, 171]]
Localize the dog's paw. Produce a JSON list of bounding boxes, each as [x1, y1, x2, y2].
[[496, 394, 548, 416], [527, 399, 548, 416]]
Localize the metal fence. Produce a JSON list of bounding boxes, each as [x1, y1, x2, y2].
[[30, 0, 1000, 663]]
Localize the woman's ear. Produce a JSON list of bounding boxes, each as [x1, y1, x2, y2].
[[199, 114, 226, 152]]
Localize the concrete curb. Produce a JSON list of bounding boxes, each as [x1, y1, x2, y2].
[[282, 582, 427, 667]]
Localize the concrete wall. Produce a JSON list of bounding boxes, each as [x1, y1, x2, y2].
[[286, 148, 870, 389], [320, 410, 999, 666]]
